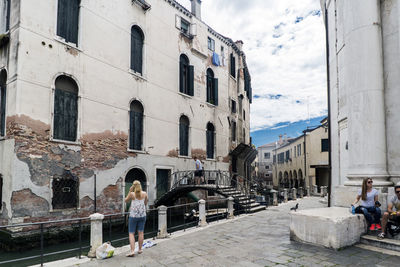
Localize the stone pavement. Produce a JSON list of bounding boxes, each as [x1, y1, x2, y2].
[[74, 197, 399, 267]]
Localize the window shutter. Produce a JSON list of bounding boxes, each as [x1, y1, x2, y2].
[[206, 130, 214, 159], [179, 123, 188, 156], [0, 85, 6, 136], [136, 39, 143, 74], [179, 60, 184, 93], [213, 78, 218, 106], [133, 111, 143, 150], [188, 65, 194, 96], [67, 0, 80, 45], [57, 0, 67, 39], [53, 89, 64, 140], [129, 111, 134, 149]]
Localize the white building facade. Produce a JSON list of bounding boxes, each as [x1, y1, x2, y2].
[[0, 0, 253, 224], [321, 0, 399, 207]]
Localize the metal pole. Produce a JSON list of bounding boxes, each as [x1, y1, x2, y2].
[[325, 3, 332, 208], [79, 219, 82, 259], [109, 216, 112, 244], [94, 174, 97, 212], [40, 224, 44, 266]]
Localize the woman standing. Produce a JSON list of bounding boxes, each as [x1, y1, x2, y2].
[[352, 178, 382, 231], [125, 180, 148, 257]]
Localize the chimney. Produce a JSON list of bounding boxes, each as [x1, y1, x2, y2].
[[279, 134, 283, 144], [190, 0, 201, 20], [235, 40, 244, 51], [283, 133, 287, 142]]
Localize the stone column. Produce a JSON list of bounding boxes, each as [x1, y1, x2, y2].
[[227, 197, 234, 218], [344, 0, 390, 187], [313, 185, 318, 195], [157, 205, 168, 238], [292, 188, 297, 200], [307, 186, 311, 197], [273, 191, 278, 206], [299, 187, 304, 198], [198, 199, 207, 226], [88, 213, 104, 258], [283, 189, 288, 203]]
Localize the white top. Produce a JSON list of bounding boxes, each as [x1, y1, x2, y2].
[[129, 197, 146, 218], [195, 159, 202, 171], [357, 188, 378, 207]]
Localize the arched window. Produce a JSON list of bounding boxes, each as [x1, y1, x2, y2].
[[206, 122, 215, 159], [129, 100, 144, 150], [179, 115, 189, 156], [131, 25, 144, 74], [179, 54, 194, 96], [0, 69, 6, 136], [206, 68, 218, 105], [53, 75, 78, 141]]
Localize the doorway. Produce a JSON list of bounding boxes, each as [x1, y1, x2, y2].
[[125, 168, 147, 211], [156, 169, 170, 200]]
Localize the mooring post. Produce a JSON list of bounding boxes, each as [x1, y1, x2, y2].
[[227, 197, 234, 218], [292, 188, 297, 200], [283, 189, 288, 203], [299, 187, 304, 198], [157, 205, 168, 238], [88, 213, 104, 258], [198, 199, 207, 226]]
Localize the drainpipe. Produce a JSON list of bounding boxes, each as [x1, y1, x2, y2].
[[303, 131, 307, 191], [324, 3, 332, 207]]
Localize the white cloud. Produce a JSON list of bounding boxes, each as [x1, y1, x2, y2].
[[177, 0, 327, 131]]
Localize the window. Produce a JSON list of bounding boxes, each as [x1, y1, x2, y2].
[[179, 54, 194, 96], [297, 144, 301, 156], [179, 115, 189, 156], [285, 150, 290, 161], [0, 70, 6, 137], [273, 155, 276, 163], [129, 100, 144, 150], [243, 110, 245, 121], [0, 0, 10, 34], [181, 18, 189, 35], [278, 152, 284, 163], [230, 53, 236, 78], [231, 120, 236, 142], [294, 146, 296, 158], [206, 123, 215, 159], [206, 68, 218, 105], [57, 0, 80, 45], [231, 99, 236, 113], [265, 173, 270, 177], [264, 152, 270, 159], [53, 76, 78, 141], [221, 46, 225, 65], [207, 37, 215, 51], [321, 138, 329, 152], [265, 166, 269, 170], [131, 25, 144, 74], [52, 170, 78, 209]]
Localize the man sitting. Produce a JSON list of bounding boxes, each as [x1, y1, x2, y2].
[[378, 185, 400, 239]]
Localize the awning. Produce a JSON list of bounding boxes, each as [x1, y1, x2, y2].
[[230, 143, 257, 164]]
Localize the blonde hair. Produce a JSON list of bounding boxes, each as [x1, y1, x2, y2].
[[132, 180, 142, 198]]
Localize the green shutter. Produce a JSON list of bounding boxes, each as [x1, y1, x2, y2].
[[179, 60, 184, 93], [188, 65, 194, 96], [213, 78, 218, 106]]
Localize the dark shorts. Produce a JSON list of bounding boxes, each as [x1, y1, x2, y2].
[[129, 216, 146, 233], [194, 170, 203, 177]]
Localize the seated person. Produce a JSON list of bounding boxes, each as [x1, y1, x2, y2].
[[378, 185, 400, 239], [351, 178, 382, 231]]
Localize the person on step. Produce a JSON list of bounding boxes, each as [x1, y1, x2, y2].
[[378, 185, 400, 239], [125, 180, 148, 257], [351, 178, 382, 231], [193, 156, 204, 185]]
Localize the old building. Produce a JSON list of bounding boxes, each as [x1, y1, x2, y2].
[[0, 0, 253, 224], [257, 142, 275, 186], [272, 119, 329, 191], [321, 0, 400, 207]]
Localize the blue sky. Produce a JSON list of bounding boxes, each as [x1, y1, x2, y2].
[[177, 0, 327, 147]]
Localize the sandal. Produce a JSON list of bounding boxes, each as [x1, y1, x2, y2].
[[377, 232, 385, 240], [138, 250, 143, 254], [126, 252, 135, 257]]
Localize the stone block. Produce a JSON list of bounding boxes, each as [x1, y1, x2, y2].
[[290, 207, 367, 250]]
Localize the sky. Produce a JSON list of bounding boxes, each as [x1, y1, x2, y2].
[[177, 0, 327, 147]]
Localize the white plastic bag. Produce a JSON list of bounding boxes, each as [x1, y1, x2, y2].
[[96, 242, 115, 260]]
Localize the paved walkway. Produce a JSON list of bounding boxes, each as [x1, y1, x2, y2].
[[74, 197, 399, 267]]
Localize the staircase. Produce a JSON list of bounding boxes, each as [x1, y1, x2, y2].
[[218, 186, 266, 213], [360, 234, 400, 253]]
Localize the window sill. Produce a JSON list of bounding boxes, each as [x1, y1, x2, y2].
[[206, 158, 216, 161], [50, 207, 79, 213], [50, 138, 81, 146], [178, 155, 192, 159], [178, 92, 192, 98], [229, 75, 237, 81], [128, 69, 147, 81], [127, 149, 147, 154], [54, 36, 81, 51], [206, 102, 217, 108]]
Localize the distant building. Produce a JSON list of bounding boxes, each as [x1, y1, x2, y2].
[[272, 119, 329, 191]]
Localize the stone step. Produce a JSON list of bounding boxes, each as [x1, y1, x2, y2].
[[360, 234, 400, 252], [249, 205, 266, 213]]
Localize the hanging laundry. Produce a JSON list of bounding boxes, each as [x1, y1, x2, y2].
[[212, 52, 220, 66]]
